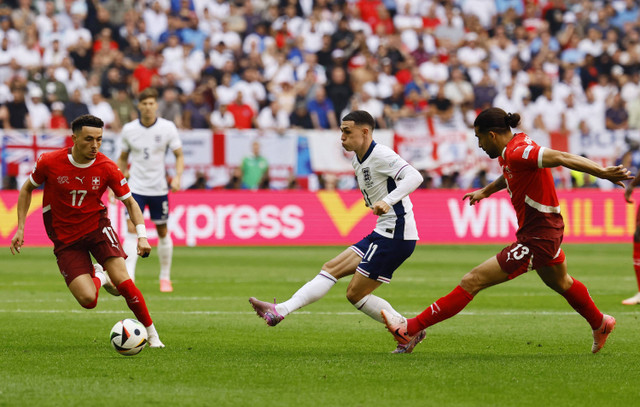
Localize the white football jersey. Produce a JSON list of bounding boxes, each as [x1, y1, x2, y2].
[[120, 117, 182, 196], [353, 141, 419, 240]]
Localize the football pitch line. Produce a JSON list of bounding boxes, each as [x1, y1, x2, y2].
[[2, 309, 640, 316]]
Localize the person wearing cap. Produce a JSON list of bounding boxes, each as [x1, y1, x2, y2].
[[49, 101, 68, 129], [26, 87, 51, 130]]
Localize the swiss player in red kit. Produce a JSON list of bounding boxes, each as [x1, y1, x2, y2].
[[383, 108, 633, 353], [10, 114, 164, 348]]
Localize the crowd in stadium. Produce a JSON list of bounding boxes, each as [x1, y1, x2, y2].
[[0, 0, 639, 189]]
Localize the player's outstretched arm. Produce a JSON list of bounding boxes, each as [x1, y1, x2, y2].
[[463, 175, 506, 206], [541, 149, 633, 187], [10, 180, 37, 254], [122, 196, 152, 258]]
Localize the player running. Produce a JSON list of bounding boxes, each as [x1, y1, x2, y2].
[[10, 114, 164, 348], [117, 87, 183, 292], [382, 107, 632, 354], [250, 110, 426, 353]]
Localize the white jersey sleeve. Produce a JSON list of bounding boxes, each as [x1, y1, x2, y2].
[[353, 142, 419, 240]]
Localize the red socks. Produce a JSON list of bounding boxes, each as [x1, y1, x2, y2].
[[633, 242, 640, 291], [561, 278, 603, 330], [407, 285, 474, 336], [116, 279, 153, 327]]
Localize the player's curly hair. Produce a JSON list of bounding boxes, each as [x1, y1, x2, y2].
[[71, 114, 104, 134], [474, 107, 521, 133], [342, 110, 375, 130]]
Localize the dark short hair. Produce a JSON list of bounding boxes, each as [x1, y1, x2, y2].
[[341, 110, 375, 130], [71, 114, 104, 134], [473, 107, 521, 134], [139, 87, 159, 102]]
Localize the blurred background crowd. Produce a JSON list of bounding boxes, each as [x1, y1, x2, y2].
[[0, 0, 639, 190]]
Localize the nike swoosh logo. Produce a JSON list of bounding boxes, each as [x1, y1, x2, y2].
[[394, 328, 405, 338]]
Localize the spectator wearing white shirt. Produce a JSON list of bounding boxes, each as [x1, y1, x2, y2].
[[209, 40, 234, 70], [62, 14, 92, 51], [457, 33, 487, 69], [296, 52, 327, 86], [375, 59, 398, 100], [532, 87, 564, 133], [0, 16, 21, 49], [35, 0, 57, 41], [492, 82, 525, 114], [256, 100, 290, 131], [489, 27, 518, 73], [461, 0, 497, 30], [272, 4, 305, 38], [552, 68, 585, 104], [54, 57, 87, 94], [26, 87, 51, 130], [443, 68, 474, 106], [12, 32, 42, 70], [42, 36, 68, 68], [88, 92, 116, 129], [299, 15, 325, 53], [207, 0, 230, 22], [418, 53, 449, 86], [577, 27, 604, 57], [197, 6, 222, 36], [358, 82, 385, 128], [215, 73, 237, 106], [561, 94, 583, 134], [620, 72, 640, 105], [142, 1, 168, 44], [210, 102, 235, 130], [242, 22, 275, 55], [581, 87, 607, 133], [160, 33, 184, 77], [210, 20, 241, 52], [233, 68, 266, 114]]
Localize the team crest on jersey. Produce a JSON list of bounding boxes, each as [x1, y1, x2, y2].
[[92, 176, 101, 190], [57, 176, 69, 184], [155, 135, 161, 143], [363, 167, 372, 187]]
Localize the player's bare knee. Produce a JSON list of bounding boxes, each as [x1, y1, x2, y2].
[[345, 288, 362, 304], [78, 293, 97, 308], [460, 270, 483, 295]]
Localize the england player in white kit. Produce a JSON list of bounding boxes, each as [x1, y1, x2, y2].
[[117, 88, 184, 292], [250, 110, 426, 353]]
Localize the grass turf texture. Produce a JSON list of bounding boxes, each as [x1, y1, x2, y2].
[[1, 244, 639, 406]]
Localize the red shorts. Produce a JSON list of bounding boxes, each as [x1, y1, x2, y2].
[[50, 217, 127, 286], [496, 236, 565, 280]]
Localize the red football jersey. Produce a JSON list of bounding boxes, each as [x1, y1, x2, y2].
[[498, 133, 564, 239], [30, 148, 131, 243]]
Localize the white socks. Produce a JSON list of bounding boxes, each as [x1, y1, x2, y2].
[[353, 294, 403, 324], [276, 270, 337, 316], [123, 232, 139, 281], [158, 235, 173, 281], [94, 268, 107, 286]]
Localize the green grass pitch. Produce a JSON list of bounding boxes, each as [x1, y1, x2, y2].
[[1, 244, 640, 406]]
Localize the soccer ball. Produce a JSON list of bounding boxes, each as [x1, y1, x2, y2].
[[110, 319, 148, 356]]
